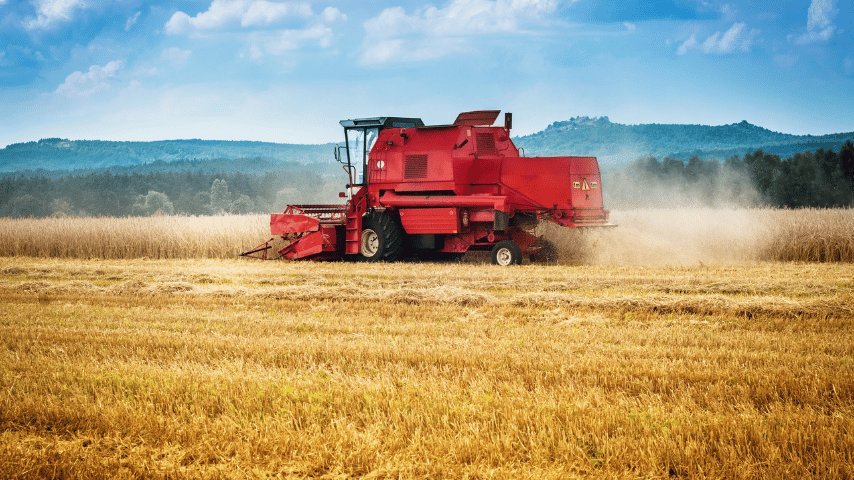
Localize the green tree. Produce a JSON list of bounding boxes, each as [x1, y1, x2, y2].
[[175, 191, 211, 216], [6, 194, 50, 217], [840, 140, 854, 204], [132, 191, 174, 215], [50, 198, 77, 217], [210, 179, 231, 214], [231, 194, 254, 214]]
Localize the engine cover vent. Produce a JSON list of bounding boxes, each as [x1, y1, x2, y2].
[[404, 154, 428, 179], [476, 132, 498, 156]]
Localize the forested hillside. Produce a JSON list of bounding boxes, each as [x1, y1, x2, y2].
[[515, 116, 854, 163], [0, 138, 332, 172], [4, 118, 853, 173], [2, 117, 853, 217], [0, 159, 344, 218]]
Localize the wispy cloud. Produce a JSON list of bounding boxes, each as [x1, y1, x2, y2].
[[55, 60, 124, 96], [795, 0, 838, 44], [125, 11, 141, 32], [165, 0, 313, 34], [364, 0, 557, 39], [678, 22, 758, 55], [677, 34, 696, 55], [24, 0, 86, 30], [360, 0, 558, 65]]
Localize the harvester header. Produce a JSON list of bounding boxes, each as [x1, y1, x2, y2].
[[242, 110, 613, 265]]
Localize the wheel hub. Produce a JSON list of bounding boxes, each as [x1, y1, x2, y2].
[[361, 229, 379, 257], [495, 247, 513, 266]]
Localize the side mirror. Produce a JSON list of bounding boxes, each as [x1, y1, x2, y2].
[[333, 145, 341, 163]]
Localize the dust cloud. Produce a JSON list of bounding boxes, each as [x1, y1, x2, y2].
[[541, 209, 773, 266], [539, 158, 775, 266]]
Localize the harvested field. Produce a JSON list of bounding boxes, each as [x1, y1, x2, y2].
[[1, 257, 853, 478]]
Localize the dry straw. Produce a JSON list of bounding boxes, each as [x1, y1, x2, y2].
[[0, 208, 852, 262], [0, 214, 269, 259], [1, 258, 852, 478]]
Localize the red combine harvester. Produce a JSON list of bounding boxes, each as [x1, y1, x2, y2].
[[241, 110, 613, 265]]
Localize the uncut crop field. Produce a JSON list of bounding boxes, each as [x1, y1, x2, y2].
[[1, 209, 853, 479], [0, 208, 852, 262]]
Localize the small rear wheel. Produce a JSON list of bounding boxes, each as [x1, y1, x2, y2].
[[491, 240, 522, 266]]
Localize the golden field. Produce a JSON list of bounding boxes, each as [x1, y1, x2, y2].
[[1, 209, 853, 478], [0, 208, 851, 262]]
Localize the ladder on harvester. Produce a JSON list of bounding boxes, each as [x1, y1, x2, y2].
[[344, 188, 369, 255]]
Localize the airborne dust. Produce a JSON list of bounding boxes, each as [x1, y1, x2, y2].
[[543, 163, 771, 266]]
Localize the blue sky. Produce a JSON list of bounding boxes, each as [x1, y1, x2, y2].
[[1, 0, 852, 147]]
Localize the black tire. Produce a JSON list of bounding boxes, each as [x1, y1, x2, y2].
[[530, 239, 558, 264], [360, 211, 404, 262], [491, 240, 522, 266]]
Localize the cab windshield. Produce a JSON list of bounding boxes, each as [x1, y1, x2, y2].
[[345, 128, 379, 186]]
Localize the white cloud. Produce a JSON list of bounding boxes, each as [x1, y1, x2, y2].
[[161, 47, 192, 66], [24, 0, 86, 30], [699, 23, 758, 54], [164, 0, 342, 60], [364, 0, 557, 39], [807, 0, 836, 33], [677, 34, 696, 55], [165, 0, 313, 34], [623, 22, 636, 33], [321, 7, 345, 23], [125, 11, 141, 32], [55, 60, 124, 96], [795, 0, 838, 44], [360, 0, 558, 64], [262, 24, 333, 53]]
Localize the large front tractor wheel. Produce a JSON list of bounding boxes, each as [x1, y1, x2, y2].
[[360, 211, 404, 262]]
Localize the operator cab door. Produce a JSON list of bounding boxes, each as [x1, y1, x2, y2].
[[345, 128, 379, 187]]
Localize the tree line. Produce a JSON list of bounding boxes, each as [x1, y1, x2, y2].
[[0, 168, 340, 218], [606, 140, 854, 209], [2, 141, 853, 217]]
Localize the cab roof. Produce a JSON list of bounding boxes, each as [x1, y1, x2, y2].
[[339, 117, 424, 129], [339, 111, 502, 130]]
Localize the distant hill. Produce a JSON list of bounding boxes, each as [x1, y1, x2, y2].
[[513, 116, 854, 164], [4, 118, 854, 173], [0, 138, 333, 173]]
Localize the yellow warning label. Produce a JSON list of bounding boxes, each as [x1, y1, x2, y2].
[[573, 181, 580, 189], [582, 180, 590, 190]]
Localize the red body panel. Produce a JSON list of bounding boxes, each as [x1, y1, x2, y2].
[[271, 214, 320, 235], [399, 208, 460, 234]]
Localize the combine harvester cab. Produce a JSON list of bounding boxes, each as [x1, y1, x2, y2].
[[241, 110, 613, 265]]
